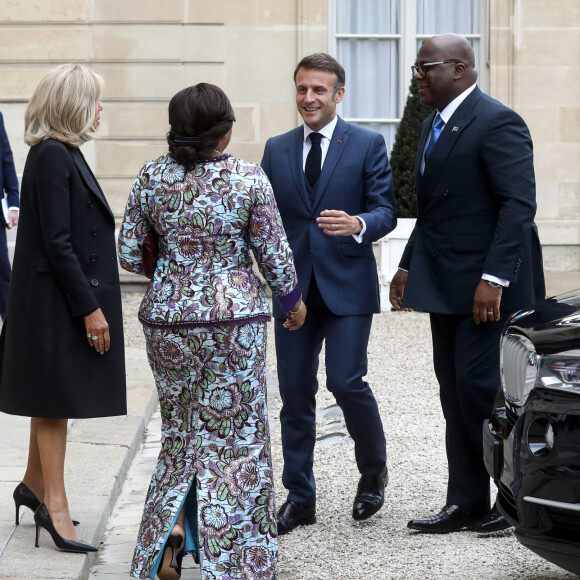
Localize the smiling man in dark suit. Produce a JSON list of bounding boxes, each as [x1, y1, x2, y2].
[[262, 53, 396, 534], [0, 112, 19, 320], [390, 34, 545, 534]]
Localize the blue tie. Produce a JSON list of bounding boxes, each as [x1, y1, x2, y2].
[[305, 133, 323, 195], [424, 114, 445, 161]]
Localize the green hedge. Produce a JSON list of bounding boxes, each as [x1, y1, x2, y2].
[[390, 77, 432, 218]]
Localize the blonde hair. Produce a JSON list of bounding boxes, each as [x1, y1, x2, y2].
[[24, 63, 104, 147]]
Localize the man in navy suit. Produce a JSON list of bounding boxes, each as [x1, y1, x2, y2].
[[390, 34, 545, 534], [0, 112, 20, 319], [262, 53, 396, 534]]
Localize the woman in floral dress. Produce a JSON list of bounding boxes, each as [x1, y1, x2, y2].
[[118, 84, 305, 580]]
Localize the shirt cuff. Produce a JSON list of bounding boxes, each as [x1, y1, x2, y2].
[[482, 274, 510, 287], [8, 207, 19, 212], [276, 285, 302, 313], [352, 216, 366, 244]]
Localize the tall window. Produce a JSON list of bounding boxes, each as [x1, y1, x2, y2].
[[330, 0, 487, 150]]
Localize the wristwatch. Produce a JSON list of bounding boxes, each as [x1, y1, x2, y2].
[[486, 280, 502, 288]]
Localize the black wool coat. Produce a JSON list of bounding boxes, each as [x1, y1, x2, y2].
[[0, 139, 126, 418]]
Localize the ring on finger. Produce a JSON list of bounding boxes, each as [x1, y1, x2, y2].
[[487, 311, 494, 315], [334, 224, 337, 230], [90, 334, 99, 341]]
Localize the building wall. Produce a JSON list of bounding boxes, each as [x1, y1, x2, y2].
[[1, 0, 578, 272], [0, 0, 327, 219], [489, 0, 580, 271]]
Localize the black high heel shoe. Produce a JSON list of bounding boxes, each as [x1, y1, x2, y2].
[[13, 482, 80, 526], [158, 533, 185, 580], [34, 503, 97, 553]]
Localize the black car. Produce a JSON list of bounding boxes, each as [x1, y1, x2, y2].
[[483, 290, 580, 576]]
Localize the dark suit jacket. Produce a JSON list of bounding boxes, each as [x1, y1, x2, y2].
[[262, 116, 396, 318], [0, 139, 126, 418], [0, 112, 19, 211], [399, 87, 545, 315]]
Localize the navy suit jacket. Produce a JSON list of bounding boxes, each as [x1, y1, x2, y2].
[[399, 86, 545, 315], [262, 116, 396, 318], [0, 112, 19, 211]]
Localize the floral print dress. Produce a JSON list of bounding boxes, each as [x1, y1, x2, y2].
[[118, 154, 299, 579]]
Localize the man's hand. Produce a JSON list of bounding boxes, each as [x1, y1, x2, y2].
[[317, 209, 362, 236], [8, 209, 18, 228], [473, 280, 502, 324], [389, 269, 412, 311]]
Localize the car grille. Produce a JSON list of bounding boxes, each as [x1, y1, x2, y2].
[[548, 509, 580, 535], [498, 482, 518, 520], [501, 333, 537, 406]]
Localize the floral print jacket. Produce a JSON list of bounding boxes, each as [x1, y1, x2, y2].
[[118, 154, 299, 327]]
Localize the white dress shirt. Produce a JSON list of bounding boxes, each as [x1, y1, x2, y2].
[[420, 83, 477, 174], [302, 116, 337, 171]]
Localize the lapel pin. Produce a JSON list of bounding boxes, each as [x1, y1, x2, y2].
[[452, 126, 459, 132], [337, 139, 342, 143]]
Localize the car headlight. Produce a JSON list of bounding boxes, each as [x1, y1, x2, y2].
[[539, 350, 580, 395], [501, 333, 539, 406]]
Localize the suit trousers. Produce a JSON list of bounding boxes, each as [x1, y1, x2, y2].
[[429, 312, 508, 511], [274, 277, 386, 506], [0, 227, 10, 319]]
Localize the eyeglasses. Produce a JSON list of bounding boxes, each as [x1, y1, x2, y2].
[[411, 60, 462, 78]]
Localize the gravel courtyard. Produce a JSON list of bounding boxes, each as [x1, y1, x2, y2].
[[122, 294, 575, 580]]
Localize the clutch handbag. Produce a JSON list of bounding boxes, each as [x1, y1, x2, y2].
[[141, 229, 158, 279]]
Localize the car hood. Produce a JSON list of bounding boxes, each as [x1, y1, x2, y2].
[[506, 289, 580, 355]]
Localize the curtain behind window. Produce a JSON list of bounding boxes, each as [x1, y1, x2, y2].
[[417, 0, 479, 34], [417, 0, 480, 67], [334, 0, 481, 150], [336, 0, 399, 146]]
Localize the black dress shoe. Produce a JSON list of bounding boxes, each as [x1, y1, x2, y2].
[[407, 504, 486, 534], [34, 504, 97, 553], [276, 500, 316, 536], [469, 506, 512, 533], [352, 467, 388, 521]]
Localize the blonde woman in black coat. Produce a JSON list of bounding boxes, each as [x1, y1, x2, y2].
[[0, 64, 126, 553]]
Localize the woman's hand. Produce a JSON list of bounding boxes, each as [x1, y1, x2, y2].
[[283, 299, 306, 331], [84, 308, 110, 354]]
